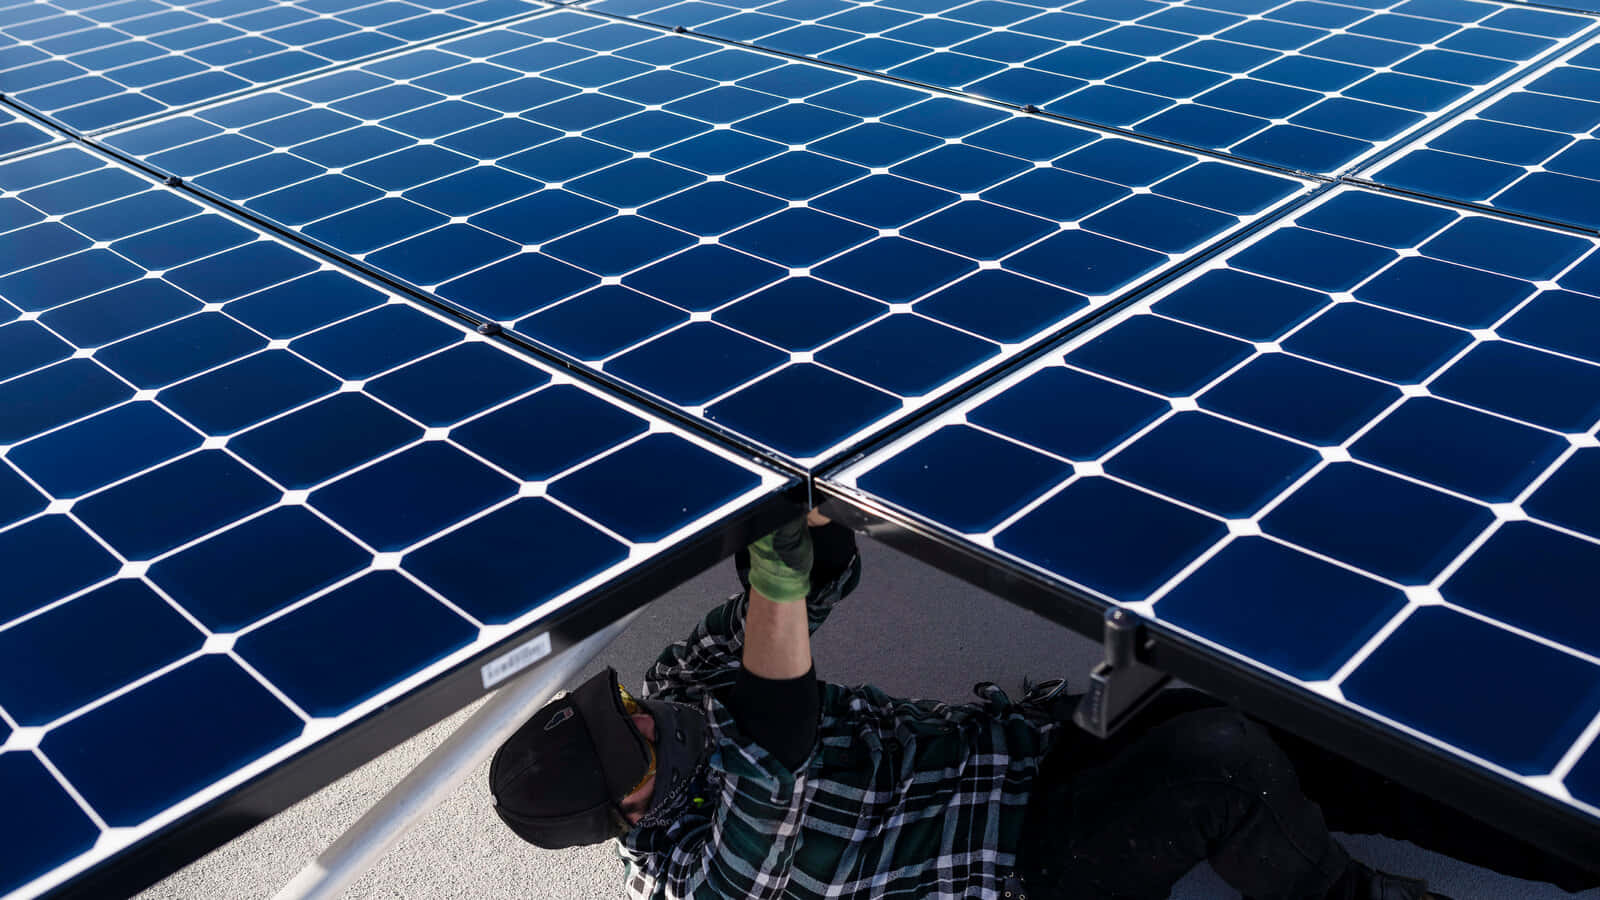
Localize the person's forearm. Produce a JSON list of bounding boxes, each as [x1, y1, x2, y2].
[[743, 587, 811, 679]]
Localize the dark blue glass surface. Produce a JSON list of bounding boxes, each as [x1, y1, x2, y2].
[[1501, 291, 1600, 367], [158, 351, 338, 435], [705, 363, 903, 458], [151, 507, 371, 632], [607, 323, 788, 405], [1107, 412, 1318, 517], [724, 208, 873, 268], [915, 271, 1087, 344], [587, 0, 1584, 173], [856, 425, 1071, 532], [0, 580, 202, 725], [232, 393, 422, 489], [1355, 257, 1532, 330], [1153, 269, 1328, 342], [1069, 316, 1252, 397], [1444, 522, 1600, 660], [0, 247, 143, 312], [0, 516, 121, 625], [818, 315, 997, 397], [73, 451, 281, 560], [1262, 463, 1491, 584], [1202, 353, 1399, 446], [9, 402, 202, 499], [640, 181, 787, 234], [292, 305, 463, 380], [42, 655, 302, 826], [1343, 607, 1600, 775], [437, 253, 602, 322], [36, 280, 192, 349], [95, 313, 268, 390], [469, 191, 611, 246], [366, 224, 519, 287], [224, 271, 387, 341], [0, 359, 133, 444], [367, 343, 550, 427], [903, 202, 1054, 261], [1281, 302, 1470, 385], [1231, 227, 1396, 292], [310, 442, 515, 552], [1526, 449, 1600, 539], [0, 753, 99, 897], [0, 462, 46, 527], [237, 572, 476, 717], [1295, 190, 1455, 250], [548, 433, 762, 541], [995, 476, 1226, 600], [1010, 229, 1166, 296], [97, 19, 1303, 468], [625, 245, 786, 311], [1157, 538, 1405, 680], [716, 278, 886, 350], [1351, 399, 1566, 502], [1372, 51, 1600, 232], [454, 385, 648, 480], [1420, 217, 1590, 281], [1430, 341, 1600, 433], [405, 499, 630, 623], [544, 216, 697, 276], [816, 237, 978, 302]]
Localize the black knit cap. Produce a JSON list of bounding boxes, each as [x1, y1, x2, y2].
[[489, 668, 650, 849]]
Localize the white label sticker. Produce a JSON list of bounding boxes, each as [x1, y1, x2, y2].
[[480, 632, 552, 690]]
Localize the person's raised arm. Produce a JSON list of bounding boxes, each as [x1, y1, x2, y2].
[[742, 513, 820, 680]]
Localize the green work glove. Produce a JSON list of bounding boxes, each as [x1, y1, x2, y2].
[[746, 518, 813, 604]]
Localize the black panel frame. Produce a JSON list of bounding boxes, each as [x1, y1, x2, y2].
[[813, 479, 1600, 876]]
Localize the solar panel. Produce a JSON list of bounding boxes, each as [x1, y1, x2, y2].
[[0, 0, 547, 132], [1367, 33, 1600, 230], [101, 10, 1313, 468], [0, 142, 791, 900], [577, 0, 1599, 175], [822, 183, 1600, 837]]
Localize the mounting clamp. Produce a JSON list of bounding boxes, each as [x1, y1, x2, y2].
[[1072, 608, 1171, 738]]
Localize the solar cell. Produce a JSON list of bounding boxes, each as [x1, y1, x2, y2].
[[0, 99, 54, 159], [823, 185, 1600, 830], [0, 0, 547, 132], [0, 143, 790, 900], [1368, 34, 1600, 231], [103, 10, 1312, 467], [578, 0, 1599, 174]]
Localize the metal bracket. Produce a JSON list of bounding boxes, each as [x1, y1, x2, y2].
[[1073, 608, 1171, 739]]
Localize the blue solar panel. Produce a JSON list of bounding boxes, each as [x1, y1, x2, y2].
[[0, 142, 790, 900], [1369, 35, 1600, 230], [824, 185, 1600, 826], [102, 11, 1312, 467], [578, 0, 1598, 175], [0, 0, 546, 132]]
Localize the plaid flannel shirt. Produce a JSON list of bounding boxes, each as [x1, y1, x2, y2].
[[617, 558, 1063, 899]]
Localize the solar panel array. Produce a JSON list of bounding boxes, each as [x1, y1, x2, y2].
[[4, 0, 1600, 892], [0, 142, 789, 899], [1369, 34, 1600, 229], [0, 0, 546, 133], [100, 11, 1313, 465], [580, 0, 1596, 174], [826, 183, 1600, 830]]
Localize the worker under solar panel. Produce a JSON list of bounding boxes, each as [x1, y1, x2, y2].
[[488, 515, 1597, 899]]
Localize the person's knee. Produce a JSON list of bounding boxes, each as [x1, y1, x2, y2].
[[1156, 708, 1287, 784]]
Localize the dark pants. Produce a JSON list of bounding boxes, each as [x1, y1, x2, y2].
[[1015, 690, 1600, 899]]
